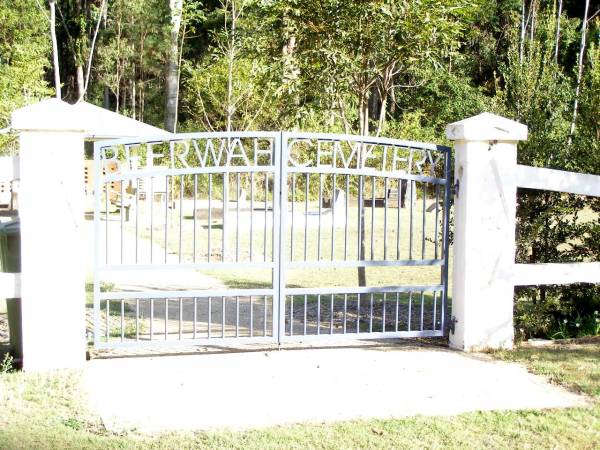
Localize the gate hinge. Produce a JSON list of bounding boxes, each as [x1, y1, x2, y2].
[[449, 316, 458, 334], [452, 180, 459, 198]]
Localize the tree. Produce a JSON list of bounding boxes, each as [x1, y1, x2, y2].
[[49, 0, 61, 98], [0, 0, 51, 152], [165, 0, 183, 132], [266, 0, 478, 286], [568, 0, 591, 144], [95, 0, 169, 123]]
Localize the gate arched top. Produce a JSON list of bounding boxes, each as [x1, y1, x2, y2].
[[94, 131, 450, 183]]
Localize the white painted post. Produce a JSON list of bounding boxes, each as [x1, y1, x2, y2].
[[446, 113, 528, 351], [11, 99, 87, 371]]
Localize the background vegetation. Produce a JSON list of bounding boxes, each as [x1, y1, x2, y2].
[[0, 0, 598, 339]]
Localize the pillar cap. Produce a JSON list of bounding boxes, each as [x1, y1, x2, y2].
[[446, 112, 528, 142], [11, 98, 87, 133]]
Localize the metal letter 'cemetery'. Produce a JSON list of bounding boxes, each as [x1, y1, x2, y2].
[[93, 132, 451, 348]]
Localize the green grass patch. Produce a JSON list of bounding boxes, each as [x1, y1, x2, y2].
[[1, 343, 599, 449]]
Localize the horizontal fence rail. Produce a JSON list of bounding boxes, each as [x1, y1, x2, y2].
[[517, 165, 600, 197], [514, 262, 600, 286], [515, 164, 600, 287], [92, 131, 451, 348]]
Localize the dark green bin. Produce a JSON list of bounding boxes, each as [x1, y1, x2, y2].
[[0, 219, 21, 359]]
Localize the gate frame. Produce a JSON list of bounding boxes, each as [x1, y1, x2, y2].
[[11, 100, 545, 372], [92, 131, 452, 349]]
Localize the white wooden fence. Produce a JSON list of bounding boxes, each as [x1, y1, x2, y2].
[[447, 112, 599, 352], [514, 164, 600, 286]]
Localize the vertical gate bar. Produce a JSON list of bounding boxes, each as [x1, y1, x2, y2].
[[395, 293, 399, 332], [304, 173, 309, 261], [370, 176, 375, 260], [274, 132, 287, 343], [331, 174, 336, 260], [441, 147, 452, 335], [135, 178, 140, 264], [120, 300, 124, 342], [344, 175, 349, 260], [222, 296, 226, 338], [236, 296, 240, 337], [434, 184, 440, 259], [179, 175, 184, 263], [92, 143, 102, 347], [396, 178, 401, 259], [105, 183, 109, 264], [303, 294, 307, 335], [369, 293, 373, 333], [165, 176, 169, 263], [250, 172, 254, 261], [290, 295, 294, 336], [409, 180, 414, 260], [165, 298, 169, 340], [408, 291, 412, 331], [433, 291, 438, 331], [135, 299, 139, 341], [193, 174, 197, 262], [222, 174, 227, 262], [383, 177, 388, 259], [330, 294, 334, 334], [263, 295, 267, 336], [150, 298, 154, 340], [236, 173, 240, 262], [105, 300, 109, 340], [356, 294, 360, 334], [420, 291, 425, 331], [150, 177, 154, 263], [317, 294, 321, 335], [382, 293, 386, 332], [291, 173, 295, 261], [250, 296, 254, 337], [264, 173, 268, 262], [357, 175, 363, 261], [318, 174, 323, 260], [343, 294, 347, 334], [422, 182, 426, 259], [193, 297, 197, 339], [208, 297, 212, 339], [208, 174, 212, 262], [179, 298, 183, 340]]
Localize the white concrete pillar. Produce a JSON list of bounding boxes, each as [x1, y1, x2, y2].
[[11, 99, 87, 371], [446, 113, 528, 351]]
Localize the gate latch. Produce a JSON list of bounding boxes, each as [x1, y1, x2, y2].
[[449, 316, 458, 334]]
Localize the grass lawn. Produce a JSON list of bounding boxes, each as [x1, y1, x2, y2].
[[0, 342, 599, 449]]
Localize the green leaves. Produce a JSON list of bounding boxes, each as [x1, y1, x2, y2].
[[0, 0, 50, 151]]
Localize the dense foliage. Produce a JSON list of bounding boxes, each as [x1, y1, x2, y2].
[[0, 0, 598, 338]]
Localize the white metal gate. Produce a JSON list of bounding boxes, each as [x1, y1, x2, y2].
[[92, 132, 450, 349]]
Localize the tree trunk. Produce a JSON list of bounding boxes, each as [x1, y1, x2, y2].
[[49, 0, 61, 99], [554, 0, 563, 63], [81, 0, 106, 101], [357, 90, 369, 287], [519, 0, 526, 63], [76, 64, 85, 99], [568, 0, 590, 145], [165, 0, 183, 132], [103, 86, 110, 109]]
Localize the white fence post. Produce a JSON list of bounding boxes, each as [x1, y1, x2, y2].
[[446, 113, 528, 351], [11, 99, 87, 371]]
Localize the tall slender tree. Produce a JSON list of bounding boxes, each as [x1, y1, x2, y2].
[[49, 0, 61, 99], [568, 0, 591, 145], [165, 0, 183, 132]]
